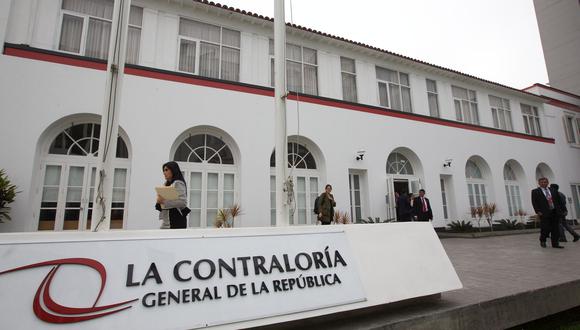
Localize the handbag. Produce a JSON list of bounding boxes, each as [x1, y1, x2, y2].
[[180, 207, 191, 216]]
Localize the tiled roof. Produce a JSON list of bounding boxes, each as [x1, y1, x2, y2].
[[192, 0, 544, 101]]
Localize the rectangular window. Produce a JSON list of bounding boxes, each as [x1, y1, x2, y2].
[[269, 40, 318, 95], [178, 18, 240, 82], [376, 66, 412, 112], [571, 184, 580, 220], [126, 6, 143, 64], [489, 95, 513, 131], [467, 183, 487, 208], [521, 103, 542, 136], [563, 115, 579, 144], [440, 178, 448, 219], [349, 173, 362, 221], [341, 57, 357, 102], [426, 79, 439, 117], [452, 86, 479, 125], [59, 1, 141, 63]]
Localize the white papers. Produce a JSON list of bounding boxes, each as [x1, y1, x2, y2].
[[155, 186, 178, 200]]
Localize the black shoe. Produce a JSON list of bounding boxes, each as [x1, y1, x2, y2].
[[560, 239, 568, 243], [540, 242, 547, 248], [553, 245, 565, 249], [574, 236, 579, 242]]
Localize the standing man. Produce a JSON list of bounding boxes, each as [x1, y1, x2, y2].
[[531, 177, 564, 248], [550, 184, 580, 243], [396, 192, 412, 222], [413, 189, 433, 222]]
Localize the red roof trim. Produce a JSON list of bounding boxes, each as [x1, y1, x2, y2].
[[524, 83, 580, 100], [2, 44, 555, 144], [547, 99, 580, 113], [3, 45, 107, 71], [190, 0, 542, 101]]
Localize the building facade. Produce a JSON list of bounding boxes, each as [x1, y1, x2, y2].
[[533, 0, 580, 95], [1, 0, 579, 232]]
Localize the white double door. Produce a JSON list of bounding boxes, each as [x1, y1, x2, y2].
[[270, 172, 319, 226], [184, 169, 236, 227], [38, 162, 128, 231], [38, 163, 97, 231]]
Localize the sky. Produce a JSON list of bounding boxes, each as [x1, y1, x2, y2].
[[213, 0, 549, 89]]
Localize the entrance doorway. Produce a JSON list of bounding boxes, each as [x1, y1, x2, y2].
[[394, 180, 409, 195]]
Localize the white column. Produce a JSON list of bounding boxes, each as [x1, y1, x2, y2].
[[274, 0, 289, 226], [91, 0, 131, 231]]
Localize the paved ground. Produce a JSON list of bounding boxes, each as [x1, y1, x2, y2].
[[263, 233, 580, 330]]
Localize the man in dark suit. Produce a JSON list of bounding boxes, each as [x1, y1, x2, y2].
[[396, 192, 412, 222], [531, 177, 564, 248], [413, 189, 433, 222]]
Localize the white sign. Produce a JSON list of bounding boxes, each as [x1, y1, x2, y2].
[[0, 231, 366, 329]]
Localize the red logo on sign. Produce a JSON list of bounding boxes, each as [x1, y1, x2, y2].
[[0, 258, 138, 324]]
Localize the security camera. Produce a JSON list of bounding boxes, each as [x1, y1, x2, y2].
[[443, 159, 453, 168], [356, 149, 366, 161]]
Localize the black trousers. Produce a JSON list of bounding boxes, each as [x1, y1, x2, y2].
[[539, 210, 560, 246], [169, 208, 187, 229]]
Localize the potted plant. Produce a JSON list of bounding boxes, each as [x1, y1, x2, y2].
[[0, 169, 18, 223], [483, 203, 497, 232]]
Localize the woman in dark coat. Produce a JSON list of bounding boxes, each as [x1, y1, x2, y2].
[[318, 184, 336, 225]]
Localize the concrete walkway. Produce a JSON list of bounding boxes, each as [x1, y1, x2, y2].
[[264, 233, 580, 330]]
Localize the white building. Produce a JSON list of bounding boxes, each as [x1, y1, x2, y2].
[[0, 0, 578, 233], [533, 0, 580, 95]]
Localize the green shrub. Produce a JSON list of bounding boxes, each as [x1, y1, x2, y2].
[[356, 216, 395, 224], [447, 220, 474, 232], [0, 169, 19, 222], [494, 219, 525, 230]]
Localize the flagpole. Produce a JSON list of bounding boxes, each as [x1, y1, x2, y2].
[[274, 0, 289, 226], [91, 0, 131, 231]]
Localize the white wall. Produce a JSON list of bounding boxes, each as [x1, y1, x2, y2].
[[1, 0, 578, 232]]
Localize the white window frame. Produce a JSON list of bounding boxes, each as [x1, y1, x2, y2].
[[563, 114, 580, 146], [521, 103, 542, 136], [452, 86, 479, 125], [426, 79, 439, 117], [489, 95, 513, 131], [126, 6, 143, 65], [57, 5, 142, 62], [269, 40, 319, 95], [177, 18, 241, 81], [57, 10, 100, 57], [376, 66, 413, 112], [340, 57, 357, 102]]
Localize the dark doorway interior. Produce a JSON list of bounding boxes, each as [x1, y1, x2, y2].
[[394, 180, 409, 195]]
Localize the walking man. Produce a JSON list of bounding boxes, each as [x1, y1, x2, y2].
[[531, 177, 564, 248], [413, 189, 433, 222], [550, 184, 580, 243]]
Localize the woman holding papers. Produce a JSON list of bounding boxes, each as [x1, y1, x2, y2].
[[156, 161, 188, 229]]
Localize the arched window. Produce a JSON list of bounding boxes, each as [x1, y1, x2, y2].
[[465, 160, 482, 179], [465, 160, 487, 208], [38, 123, 130, 231], [503, 163, 522, 217], [174, 133, 238, 228], [270, 142, 316, 169], [270, 142, 320, 226], [387, 152, 414, 175]]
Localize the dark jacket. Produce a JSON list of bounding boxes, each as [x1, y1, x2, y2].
[[318, 192, 336, 224], [531, 186, 563, 218], [412, 196, 433, 221], [397, 194, 412, 221]]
